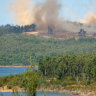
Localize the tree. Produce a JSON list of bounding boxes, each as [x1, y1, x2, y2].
[[23, 69, 40, 96]]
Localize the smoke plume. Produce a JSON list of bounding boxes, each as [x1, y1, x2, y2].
[[79, 12, 96, 26], [10, 0, 33, 25], [86, 13, 96, 26], [10, 0, 66, 31]]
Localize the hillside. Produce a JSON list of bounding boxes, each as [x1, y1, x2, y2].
[[1, 33, 96, 65], [0, 21, 96, 40]]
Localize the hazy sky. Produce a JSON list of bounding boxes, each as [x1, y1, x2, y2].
[[0, 0, 96, 25]]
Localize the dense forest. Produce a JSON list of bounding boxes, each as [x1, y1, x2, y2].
[[1, 33, 96, 65], [39, 53, 96, 81]]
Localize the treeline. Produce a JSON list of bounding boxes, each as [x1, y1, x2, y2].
[[39, 52, 96, 81], [0, 24, 36, 35], [1, 34, 96, 65]]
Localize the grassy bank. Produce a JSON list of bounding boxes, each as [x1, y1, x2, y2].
[[0, 74, 96, 96]]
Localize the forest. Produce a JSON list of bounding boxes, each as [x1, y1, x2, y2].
[[39, 53, 96, 81], [1, 33, 96, 65]]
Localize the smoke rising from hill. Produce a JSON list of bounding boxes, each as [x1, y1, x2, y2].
[[10, 0, 33, 25], [86, 13, 96, 26], [79, 12, 96, 26], [10, 0, 66, 31], [10, 0, 96, 33]]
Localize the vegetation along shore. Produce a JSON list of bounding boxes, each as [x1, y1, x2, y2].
[[0, 52, 96, 96]]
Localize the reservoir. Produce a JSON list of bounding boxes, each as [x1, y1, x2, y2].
[[0, 67, 28, 77]]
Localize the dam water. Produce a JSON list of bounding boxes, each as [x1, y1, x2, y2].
[[0, 67, 28, 77]]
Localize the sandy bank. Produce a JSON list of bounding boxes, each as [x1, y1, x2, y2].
[[0, 65, 38, 68], [38, 88, 96, 96], [0, 86, 96, 96]]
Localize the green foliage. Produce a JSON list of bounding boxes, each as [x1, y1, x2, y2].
[[7, 85, 12, 89], [39, 52, 96, 82], [1, 34, 96, 65], [0, 84, 3, 87], [0, 24, 36, 35], [0, 70, 40, 96], [23, 70, 40, 96]]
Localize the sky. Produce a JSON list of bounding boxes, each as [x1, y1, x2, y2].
[[0, 0, 96, 25]]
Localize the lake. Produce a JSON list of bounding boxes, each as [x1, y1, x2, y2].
[[0, 92, 80, 96], [0, 67, 28, 77]]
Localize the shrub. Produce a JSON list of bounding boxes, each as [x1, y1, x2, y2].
[[7, 85, 12, 89], [0, 84, 3, 87], [20, 83, 24, 88], [62, 82, 67, 87]]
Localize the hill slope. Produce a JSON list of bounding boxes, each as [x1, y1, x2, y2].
[[1, 33, 96, 65]]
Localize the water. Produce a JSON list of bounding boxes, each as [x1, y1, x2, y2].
[[0, 68, 80, 96], [0, 92, 80, 96], [0, 67, 28, 77]]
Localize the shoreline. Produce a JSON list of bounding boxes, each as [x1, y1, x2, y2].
[[38, 88, 96, 96], [0, 86, 96, 96], [0, 65, 38, 68]]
